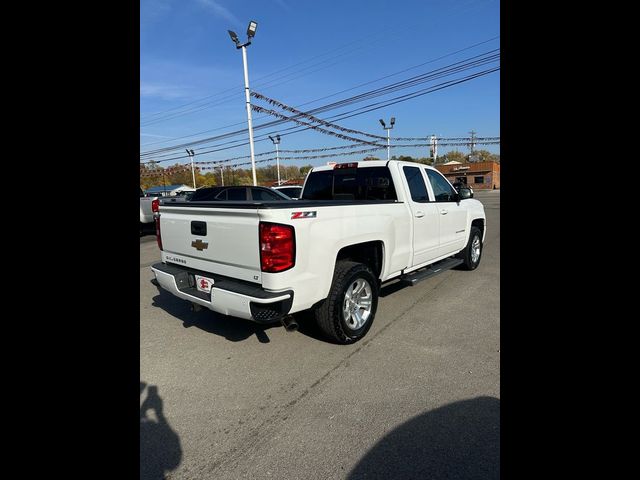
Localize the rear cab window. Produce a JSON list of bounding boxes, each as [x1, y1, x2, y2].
[[302, 166, 397, 201]]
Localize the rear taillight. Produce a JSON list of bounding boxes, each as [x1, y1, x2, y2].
[[152, 199, 162, 250], [259, 222, 295, 273]]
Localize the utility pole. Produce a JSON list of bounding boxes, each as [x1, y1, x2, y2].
[[430, 135, 438, 165], [219, 165, 225, 186], [186, 149, 196, 188], [162, 169, 167, 196], [229, 21, 259, 186], [468, 130, 477, 154], [269, 135, 281, 185], [379, 117, 396, 161]]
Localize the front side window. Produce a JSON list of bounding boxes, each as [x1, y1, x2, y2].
[[403, 166, 429, 202], [426, 169, 456, 202]]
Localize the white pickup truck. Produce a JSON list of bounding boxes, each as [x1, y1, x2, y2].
[[140, 188, 158, 225], [151, 160, 486, 343]]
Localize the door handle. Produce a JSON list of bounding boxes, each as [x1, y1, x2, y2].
[[440, 209, 448, 215], [415, 211, 425, 218]]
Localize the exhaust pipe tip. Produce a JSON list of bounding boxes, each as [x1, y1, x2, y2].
[[281, 315, 298, 332]]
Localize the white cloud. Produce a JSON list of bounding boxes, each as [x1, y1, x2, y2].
[[140, 132, 175, 138], [274, 0, 290, 10], [140, 82, 195, 100], [141, 0, 173, 26], [195, 0, 241, 26]]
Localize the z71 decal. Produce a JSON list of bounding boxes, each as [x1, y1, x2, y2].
[[291, 211, 317, 219]]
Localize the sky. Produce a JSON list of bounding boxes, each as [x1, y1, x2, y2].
[[140, 0, 500, 171]]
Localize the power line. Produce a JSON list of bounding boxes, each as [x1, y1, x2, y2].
[[139, 36, 499, 145], [140, 50, 499, 158], [140, 66, 499, 166], [140, 139, 500, 173]]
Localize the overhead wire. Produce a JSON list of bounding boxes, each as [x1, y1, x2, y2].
[[140, 50, 499, 159], [140, 36, 499, 146]]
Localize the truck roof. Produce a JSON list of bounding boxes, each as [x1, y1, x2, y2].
[[311, 159, 438, 172]]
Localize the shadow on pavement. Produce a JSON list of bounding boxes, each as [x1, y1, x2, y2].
[[151, 289, 278, 343], [140, 382, 182, 480], [140, 223, 156, 237], [348, 396, 500, 480], [151, 283, 350, 344], [379, 279, 410, 298]]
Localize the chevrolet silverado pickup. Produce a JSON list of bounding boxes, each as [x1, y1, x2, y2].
[[150, 160, 486, 344]]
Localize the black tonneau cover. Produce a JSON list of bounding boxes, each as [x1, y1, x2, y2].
[[160, 199, 401, 209]]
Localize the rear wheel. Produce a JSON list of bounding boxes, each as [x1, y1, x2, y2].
[[314, 260, 379, 344]]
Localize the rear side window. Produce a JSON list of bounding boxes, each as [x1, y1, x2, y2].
[[403, 166, 429, 202], [224, 188, 247, 201], [302, 167, 397, 201], [190, 187, 223, 201], [426, 170, 456, 202], [251, 188, 283, 201]]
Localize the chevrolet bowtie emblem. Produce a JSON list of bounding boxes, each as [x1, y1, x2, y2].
[[191, 239, 209, 251]]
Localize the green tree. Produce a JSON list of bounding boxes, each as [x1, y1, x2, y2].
[[299, 165, 314, 177], [437, 151, 466, 164], [474, 149, 500, 163]]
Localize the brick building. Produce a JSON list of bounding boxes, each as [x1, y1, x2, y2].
[[435, 161, 500, 190]]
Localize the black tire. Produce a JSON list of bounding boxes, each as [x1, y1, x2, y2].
[[314, 260, 379, 344], [456, 226, 483, 270]]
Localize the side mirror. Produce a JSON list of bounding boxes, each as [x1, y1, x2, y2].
[[452, 192, 461, 203], [459, 187, 473, 199]]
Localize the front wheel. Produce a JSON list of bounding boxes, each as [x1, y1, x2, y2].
[[314, 261, 379, 344], [456, 226, 483, 270]]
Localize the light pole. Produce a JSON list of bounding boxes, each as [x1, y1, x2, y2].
[[186, 149, 196, 188], [229, 21, 258, 186], [379, 117, 395, 161], [269, 135, 281, 185]]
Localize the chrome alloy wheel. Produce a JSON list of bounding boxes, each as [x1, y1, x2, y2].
[[343, 278, 373, 330], [471, 235, 481, 263]]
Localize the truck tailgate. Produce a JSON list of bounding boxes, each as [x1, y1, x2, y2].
[[159, 204, 262, 284]]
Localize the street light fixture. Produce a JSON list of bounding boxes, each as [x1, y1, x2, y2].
[[228, 20, 259, 186], [269, 134, 282, 185], [227, 30, 240, 46], [247, 21, 257, 38], [379, 117, 395, 161], [185, 148, 196, 188]]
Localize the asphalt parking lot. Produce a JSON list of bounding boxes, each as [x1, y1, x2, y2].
[[140, 190, 500, 479]]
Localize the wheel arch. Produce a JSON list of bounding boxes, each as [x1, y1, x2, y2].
[[335, 240, 385, 281]]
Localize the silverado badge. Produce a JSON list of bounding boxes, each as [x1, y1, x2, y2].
[[191, 239, 209, 251]]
